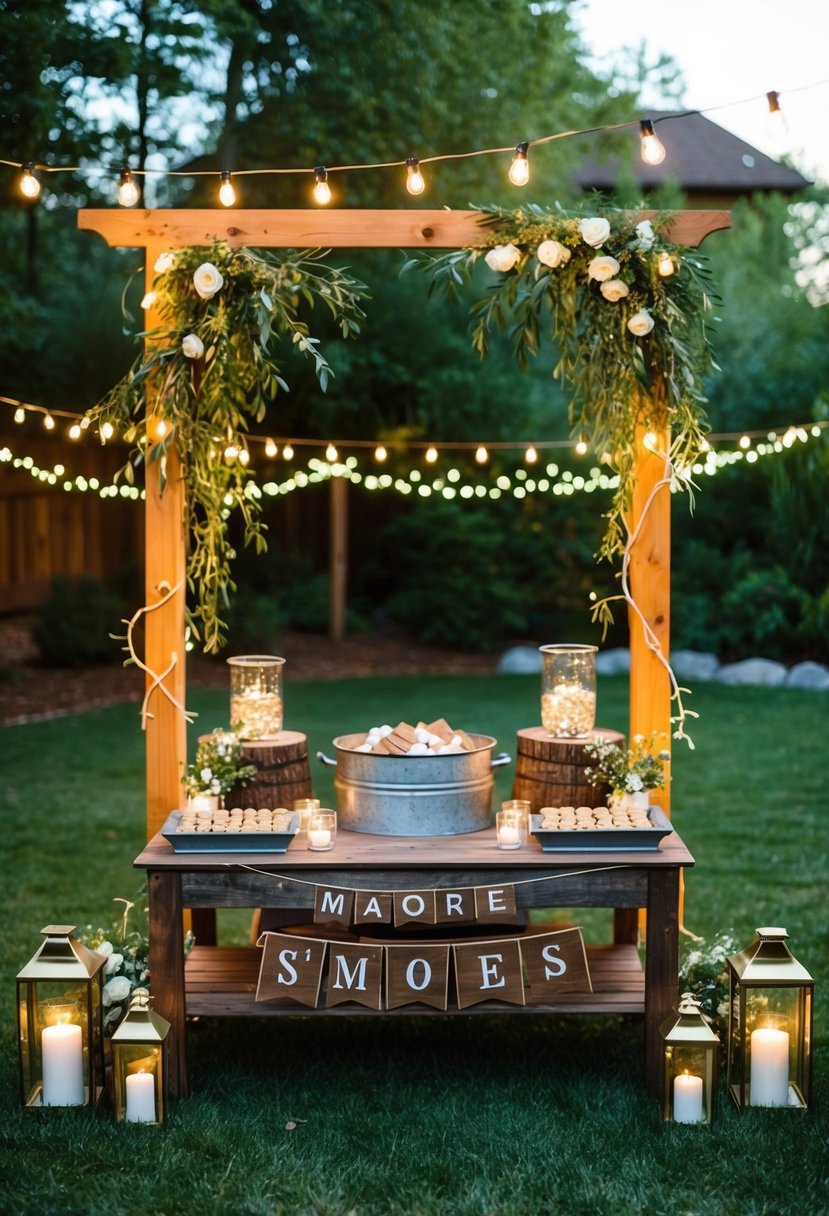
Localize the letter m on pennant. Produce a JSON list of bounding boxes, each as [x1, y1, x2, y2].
[[325, 943, 384, 1010]]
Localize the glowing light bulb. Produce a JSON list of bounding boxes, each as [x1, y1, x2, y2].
[[374, 445, 387, 462], [739, 434, 751, 450], [575, 439, 588, 456], [657, 251, 675, 277], [405, 158, 425, 196], [282, 443, 294, 461], [766, 91, 789, 150], [19, 163, 41, 199], [325, 443, 338, 462], [524, 445, 538, 464], [508, 142, 530, 186], [154, 419, 168, 440], [100, 421, 114, 440], [68, 423, 81, 440], [265, 439, 278, 458], [425, 446, 438, 464], [43, 414, 55, 431], [238, 448, 250, 465], [218, 170, 236, 207], [224, 444, 239, 461], [14, 407, 25, 424], [639, 119, 666, 166], [313, 166, 332, 205], [475, 446, 488, 464], [118, 169, 140, 207], [699, 438, 710, 452]]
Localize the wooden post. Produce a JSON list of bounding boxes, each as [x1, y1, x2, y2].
[[143, 244, 188, 839], [329, 475, 348, 642]]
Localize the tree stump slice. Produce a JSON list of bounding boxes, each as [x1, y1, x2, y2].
[[511, 726, 625, 811], [222, 731, 313, 809]]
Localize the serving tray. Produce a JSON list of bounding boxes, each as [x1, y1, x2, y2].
[[530, 806, 672, 852], [161, 810, 300, 853]]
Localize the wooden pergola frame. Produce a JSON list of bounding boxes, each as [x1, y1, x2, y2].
[[78, 207, 731, 840]]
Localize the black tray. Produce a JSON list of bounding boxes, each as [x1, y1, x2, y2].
[[530, 806, 672, 852], [161, 810, 300, 853]]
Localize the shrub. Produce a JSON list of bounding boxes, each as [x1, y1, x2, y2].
[[32, 575, 124, 666]]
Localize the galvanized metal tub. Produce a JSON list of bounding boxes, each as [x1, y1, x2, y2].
[[317, 733, 511, 836]]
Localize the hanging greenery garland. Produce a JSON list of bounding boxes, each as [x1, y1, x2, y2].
[[85, 241, 369, 653], [406, 202, 719, 564]]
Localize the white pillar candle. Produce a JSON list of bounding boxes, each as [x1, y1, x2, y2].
[[673, 1072, 704, 1123], [497, 825, 521, 849], [125, 1071, 157, 1123], [750, 1027, 790, 1106], [308, 828, 331, 849], [41, 1023, 84, 1106]]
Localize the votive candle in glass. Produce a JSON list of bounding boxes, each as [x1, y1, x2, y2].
[[307, 811, 336, 851], [227, 655, 285, 740], [539, 644, 597, 737], [496, 809, 527, 850]]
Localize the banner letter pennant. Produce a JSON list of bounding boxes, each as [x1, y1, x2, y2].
[[453, 938, 525, 1009], [385, 944, 450, 1011], [314, 885, 355, 926], [473, 884, 519, 925], [326, 942, 384, 1010], [393, 889, 437, 928], [353, 891, 393, 926], [256, 932, 327, 1007], [519, 927, 592, 1002]]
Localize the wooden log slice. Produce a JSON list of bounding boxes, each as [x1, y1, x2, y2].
[[222, 731, 313, 810], [511, 726, 625, 812]]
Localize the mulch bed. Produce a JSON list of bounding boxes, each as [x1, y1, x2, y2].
[[0, 620, 497, 726]]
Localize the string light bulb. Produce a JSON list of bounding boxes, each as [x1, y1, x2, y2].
[[639, 119, 666, 166], [766, 90, 789, 149], [238, 448, 250, 466], [19, 162, 41, 200], [282, 442, 294, 460], [218, 170, 236, 207], [68, 424, 81, 440], [325, 443, 338, 462], [43, 413, 55, 431], [100, 421, 114, 441], [508, 142, 530, 186], [657, 251, 675, 277], [264, 438, 278, 458], [524, 445, 538, 464], [575, 438, 588, 456], [313, 166, 332, 205], [475, 445, 488, 464], [117, 168, 140, 207], [425, 446, 438, 464], [374, 444, 387, 462], [405, 157, 425, 196], [14, 407, 25, 424], [739, 434, 751, 450]]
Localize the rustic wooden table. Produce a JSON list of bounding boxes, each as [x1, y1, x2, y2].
[[135, 824, 694, 1098]]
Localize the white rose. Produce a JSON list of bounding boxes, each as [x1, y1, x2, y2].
[[628, 309, 655, 336], [587, 255, 621, 282], [96, 940, 114, 959], [181, 333, 204, 359], [200, 766, 212, 782], [484, 243, 522, 273], [154, 251, 175, 273], [105, 952, 124, 975], [579, 216, 611, 247], [600, 278, 630, 302], [193, 262, 224, 299], [103, 975, 131, 1004], [536, 239, 571, 268], [635, 220, 655, 249]]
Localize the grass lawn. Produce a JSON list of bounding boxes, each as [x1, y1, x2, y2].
[[1, 674, 827, 1215]]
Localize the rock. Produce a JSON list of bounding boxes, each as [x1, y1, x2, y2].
[[716, 658, 788, 687], [670, 650, 720, 682], [497, 645, 542, 675], [595, 648, 631, 675], [785, 661, 829, 691]]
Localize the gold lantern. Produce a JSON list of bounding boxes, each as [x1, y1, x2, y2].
[[111, 988, 170, 1124], [660, 993, 720, 1124], [727, 927, 814, 1110], [16, 925, 105, 1108]]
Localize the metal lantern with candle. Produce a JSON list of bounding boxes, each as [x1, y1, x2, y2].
[[726, 926, 814, 1110], [660, 993, 720, 1124], [111, 988, 170, 1125], [539, 644, 597, 738], [16, 924, 106, 1109], [227, 655, 286, 740]]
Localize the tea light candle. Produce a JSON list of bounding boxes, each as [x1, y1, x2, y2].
[[41, 1023, 84, 1106], [308, 827, 331, 849], [125, 1071, 157, 1123], [498, 825, 521, 848], [750, 1027, 790, 1106], [673, 1072, 704, 1123]]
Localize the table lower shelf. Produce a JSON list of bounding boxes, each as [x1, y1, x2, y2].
[[184, 943, 645, 1017]]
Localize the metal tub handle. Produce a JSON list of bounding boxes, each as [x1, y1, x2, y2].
[[490, 752, 512, 769], [317, 750, 337, 767]]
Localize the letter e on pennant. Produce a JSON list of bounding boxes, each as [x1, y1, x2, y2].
[[474, 885, 519, 925], [453, 938, 525, 1009]]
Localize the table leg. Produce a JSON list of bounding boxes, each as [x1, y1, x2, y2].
[[613, 908, 639, 944], [148, 869, 188, 1099], [644, 867, 680, 1097]]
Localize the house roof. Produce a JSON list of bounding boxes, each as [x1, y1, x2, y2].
[[574, 110, 811, 195]]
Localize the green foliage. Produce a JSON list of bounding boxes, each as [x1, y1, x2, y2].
[[410, 202, 717, 565], [31, 574, 124, 666], [86, 242, 369, 654], [183, 728, 256, 797]]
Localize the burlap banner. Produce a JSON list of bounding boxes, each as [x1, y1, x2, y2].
[[255, 926, 591, 1011], [313, 883, 520, 929]]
